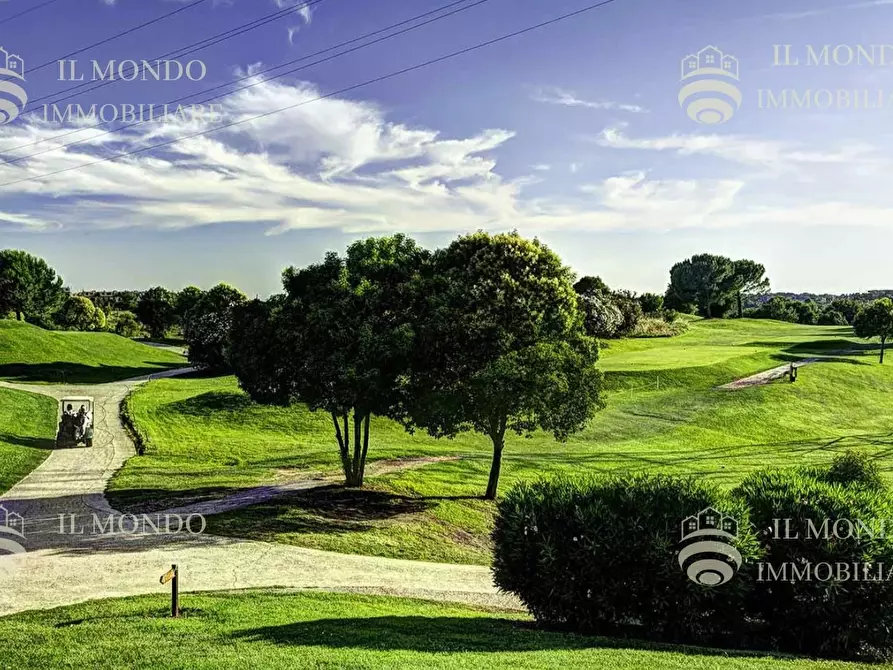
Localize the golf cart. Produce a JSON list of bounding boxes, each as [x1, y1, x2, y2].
[[55, 397, 94, 448]]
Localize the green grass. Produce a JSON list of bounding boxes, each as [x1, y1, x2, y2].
[[0, 319, 186, 383], [111, 319, 893, 565], [0, 590, 875, 669], [0, 386, 57, 494]]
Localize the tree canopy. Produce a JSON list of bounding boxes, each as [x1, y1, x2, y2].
[[58, 295, 106, 331], [732, 259, 770, 318], [0, 249, 65, 324], [399, 232, 604, 499], [135, 287, 178, 339], [229, 234, 427, 487], [667, 254, 770, 318], [183, 283, 246, 371], [854, 298, 893, 364]]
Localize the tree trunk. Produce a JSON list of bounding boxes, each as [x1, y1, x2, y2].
[[359, 413, 370, 483], [16, 311, 23, 321], [484, 424, 506, 501], [737, 292, 743, 319], [881, 337, 886, 364], [330, 410, 370, 488], [332, 412, 353, 484]]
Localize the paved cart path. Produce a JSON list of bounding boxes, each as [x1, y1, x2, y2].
[[0, 374, 511, 617]]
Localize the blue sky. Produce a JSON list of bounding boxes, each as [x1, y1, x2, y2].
[[0, 0, 892, 296]]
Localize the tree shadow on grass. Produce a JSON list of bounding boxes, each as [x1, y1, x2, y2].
[[0, 431, 58, 450], [164, 391, 254, 416], [210, 486, 438, 536], [106, 485, 244, 515], [230, 615, 802, 660], [0, 361, 185, 384]]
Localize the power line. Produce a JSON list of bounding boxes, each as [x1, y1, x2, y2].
[[0, 0, 66, 27], [26, 0, 325, 109], [4, 0, 486, 163], [0, 0, 620, 190], [28, 0, 211, 74]]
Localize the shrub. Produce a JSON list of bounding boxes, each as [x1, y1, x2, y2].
[[661, 308, 680, 323], [108, 310, 144, 338], [612, 290, 643, 337], [579, 292, 622, 338], [493, 475, 761, 647], [735, 467, 893, 660], [631, 316, 689, 338], [823, 450, 884, 491], [56, 295, 105, 331]]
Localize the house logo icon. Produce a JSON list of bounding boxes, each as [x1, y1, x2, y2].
[[0, 45, 27, 125], [679, 46, 741, 125], [678, 507, 742, 587], [0, 504, 26, 557]]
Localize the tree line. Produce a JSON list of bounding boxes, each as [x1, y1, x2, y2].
[[5, 243, 893, 493], [664, 252, 893, 362]]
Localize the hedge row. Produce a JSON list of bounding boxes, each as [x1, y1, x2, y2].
[[492, 452, 893, 661]]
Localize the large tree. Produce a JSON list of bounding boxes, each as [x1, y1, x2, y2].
[[229, 235, 427, 487], [176, 286, 204, 329], [666, 253, 742, 318], [57, 295, 106, 331], [854, 298, 893, 364], [399, 232, 604, 500], [0, 250, 65, 323], [135, 286, 178, 338], [183, 283, 246, 371], [731, 259, 770, 318]]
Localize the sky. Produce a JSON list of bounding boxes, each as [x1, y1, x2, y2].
[[0, 0, 891, 296]]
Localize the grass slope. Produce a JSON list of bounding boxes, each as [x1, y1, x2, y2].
[[0, 590, 874, 670], [0, 387, 56, 495], [0, 320, 186, 383], [110, 319, 892, 565]]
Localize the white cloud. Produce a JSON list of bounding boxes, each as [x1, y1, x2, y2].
[[595, 126, 881, 171], [532, 87, 648, 114], [3, 78, 893, 239]]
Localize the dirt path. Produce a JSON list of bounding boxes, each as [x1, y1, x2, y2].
[[718, 359, 817, 390], [0, 377, 507, 617]]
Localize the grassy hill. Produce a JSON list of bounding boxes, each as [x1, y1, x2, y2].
[[0, 320, 186, 383], [0, 387, 57, 495], [108, 319, 890, 565], [0, 590, 876, 670]]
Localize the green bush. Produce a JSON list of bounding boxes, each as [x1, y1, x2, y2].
[[493, 475, 761, 647], [823, 451, 884, 491], [735, 467, 893, 661], [661, 308, 680, 323], [612, 291, 643, 337], [108, 310, 145, 338]]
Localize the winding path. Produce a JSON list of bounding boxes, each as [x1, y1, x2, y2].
[[0, 373, 511, 617]]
